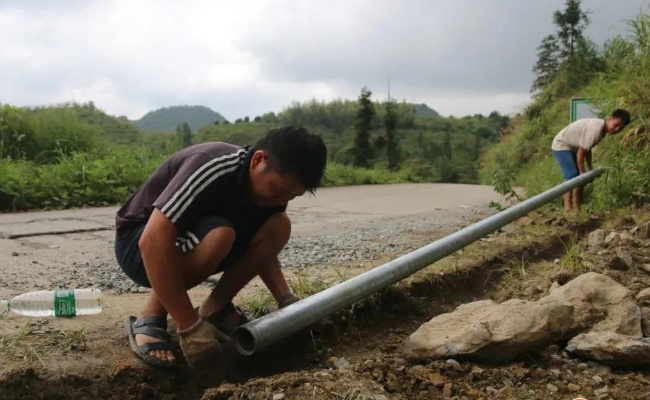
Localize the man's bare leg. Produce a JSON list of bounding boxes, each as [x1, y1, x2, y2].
[[572, 187, 582, 212], [199, 213, 292, 318], [563, 192, 572, 214], [135, 226, 236, 364]]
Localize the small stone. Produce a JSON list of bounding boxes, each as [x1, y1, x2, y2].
[[445, 359, 461, 370], [636, 288, 650, 305], [593, 375, 604, 384], [594, 386, 610, 396], [470, 366, 484, 375], [568, 383, 581, 392], [11, 252, 19, 256], [588, 229, 607, 248], [485, 386, 498, 396], [609, 248, 634, 270], [272, 394, 285, 400], [334, 357, 350, 370], [547, 384, 558, 393], [605, 232, 621, 245], [442, 383, 452, 399], [587, 361, 611, 373]]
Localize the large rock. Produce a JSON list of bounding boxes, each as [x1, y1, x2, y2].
[[543, 272, 642, 337], [402, 298, 573, 363], [566, 332, 650, 366]]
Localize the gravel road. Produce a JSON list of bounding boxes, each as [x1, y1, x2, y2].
[[0, 183, 506, 300]]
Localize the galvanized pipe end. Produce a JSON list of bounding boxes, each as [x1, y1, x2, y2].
[[233, 326, 257, 355]]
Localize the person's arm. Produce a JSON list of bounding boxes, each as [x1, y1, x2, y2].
[[576, 147, 587, 174], [139, 208, 198, 330]]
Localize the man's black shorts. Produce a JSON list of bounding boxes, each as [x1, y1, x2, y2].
[[114, 215, 252, 287]]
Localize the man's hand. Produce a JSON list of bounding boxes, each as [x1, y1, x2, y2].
[[178, 318, 223, 369]]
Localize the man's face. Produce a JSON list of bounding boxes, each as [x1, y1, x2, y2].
[[605, 117, 625, 135], [248, 150, 306, 207]]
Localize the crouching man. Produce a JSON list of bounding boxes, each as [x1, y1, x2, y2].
[[114, 126, 327, 368]]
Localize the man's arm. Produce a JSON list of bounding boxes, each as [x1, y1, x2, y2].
[[576, 147, 587, 174], [139, 208, 198, 330]]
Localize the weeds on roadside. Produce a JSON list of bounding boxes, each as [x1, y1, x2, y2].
[[0, 325, 88, 368], [557, 235, 586, 274], [243, 292, 275, 318], [58, 328, 86, 352], [0, 324, 47, 367], [494, 255, 532, 298], [288, 269, 328, 298]]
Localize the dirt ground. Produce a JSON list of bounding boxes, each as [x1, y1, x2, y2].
[[1, 184, 649, 400]]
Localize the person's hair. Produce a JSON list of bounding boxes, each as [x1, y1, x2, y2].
[[253, 126, 327, 192], [611, 109, 631, 126]]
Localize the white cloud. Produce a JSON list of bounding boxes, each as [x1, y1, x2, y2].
[[1, 0, 647, 120]]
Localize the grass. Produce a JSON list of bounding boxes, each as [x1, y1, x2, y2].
[[0, 324, 87, 367], [243, 292, 275, 318], [557, 235, 587, 275], [288, 269, 329, 298]]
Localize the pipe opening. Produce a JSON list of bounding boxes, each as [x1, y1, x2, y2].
[[234, 326, 256, 355]]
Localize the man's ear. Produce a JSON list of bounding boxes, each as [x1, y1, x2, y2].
[[250, 150, 267, 169]]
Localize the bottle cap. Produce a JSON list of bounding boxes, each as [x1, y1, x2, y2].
[[0, 300, 8, 313]]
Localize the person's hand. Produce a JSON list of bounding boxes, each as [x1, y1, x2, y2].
[[277, 291, 300, 309], [177, 318, 222, 369]]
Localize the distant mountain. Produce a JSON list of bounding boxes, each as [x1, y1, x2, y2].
[[413, 103, 439, 117], [135, 105, 226, 132]]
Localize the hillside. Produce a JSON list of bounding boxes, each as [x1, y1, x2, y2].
[[481, 12, 650, 211], [413, 103, 439, 117], [135, 105, 226, 132]]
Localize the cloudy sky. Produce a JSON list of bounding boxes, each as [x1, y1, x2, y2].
[[1, 0, 647, 121]]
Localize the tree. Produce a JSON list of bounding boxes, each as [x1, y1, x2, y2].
[[352, 87, 375, 168], [553, 0, 590, 59], [531, 34, 561, 92], [384, 98, 399, 170], [443, 130, 452, 160], [471, 135, 481, 161], [554, 36, 605, 95], [176, 122, 192, 148]]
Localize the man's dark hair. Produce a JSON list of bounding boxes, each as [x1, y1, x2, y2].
[[611, 109, 631, 126], [253, 126, 327, 192]]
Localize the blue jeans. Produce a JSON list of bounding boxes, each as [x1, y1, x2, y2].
[[553, 150, 578, 181]]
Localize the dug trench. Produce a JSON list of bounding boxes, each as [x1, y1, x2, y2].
[[2, 210, 650, 400]]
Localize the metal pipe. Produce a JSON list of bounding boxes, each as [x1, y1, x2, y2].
[[234, 167, 605, 355]]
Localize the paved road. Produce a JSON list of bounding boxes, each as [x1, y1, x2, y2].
[[0, 183, 506, 300]]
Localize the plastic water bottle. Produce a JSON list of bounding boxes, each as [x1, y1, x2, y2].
[[0, 288, 102, 317]]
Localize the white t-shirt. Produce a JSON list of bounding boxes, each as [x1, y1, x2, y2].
[[551, 118, 605, 152]]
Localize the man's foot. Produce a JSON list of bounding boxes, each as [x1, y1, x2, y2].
[[124, 316, 177, 368], [198, 302, 249, 334]]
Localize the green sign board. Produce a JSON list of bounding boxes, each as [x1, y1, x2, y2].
[[570, 97, 601, 123]]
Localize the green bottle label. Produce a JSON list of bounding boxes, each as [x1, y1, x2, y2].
[[54, 290, 76, 317]]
